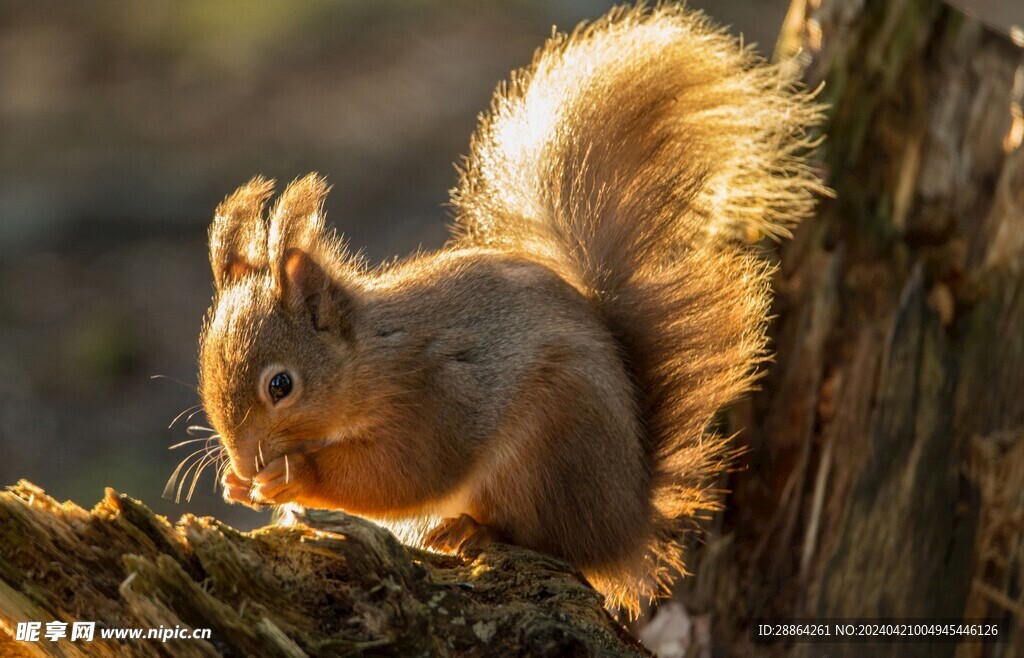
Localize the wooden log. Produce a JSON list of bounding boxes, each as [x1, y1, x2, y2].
[[0, 481, 646, 657]]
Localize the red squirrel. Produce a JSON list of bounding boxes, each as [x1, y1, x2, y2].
[[197, 4, 823, 613]]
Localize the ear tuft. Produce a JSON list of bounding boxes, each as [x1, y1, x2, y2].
[[210, 177, 275, 289], [268, 174, 330, 275], [266, 175, 354, 333]]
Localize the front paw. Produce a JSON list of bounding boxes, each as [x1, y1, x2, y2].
[[221, 468, 256, 507], [251, 453, 314, 506]]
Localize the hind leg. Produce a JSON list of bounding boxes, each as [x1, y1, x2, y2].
[[425, 513, 507, 553]]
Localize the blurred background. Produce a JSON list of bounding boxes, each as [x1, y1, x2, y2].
[[0, 0, 790, 529]]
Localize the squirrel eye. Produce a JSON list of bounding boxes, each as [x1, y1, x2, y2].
[[268, 372, 293, 404]]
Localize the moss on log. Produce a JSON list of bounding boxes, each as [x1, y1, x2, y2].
[[0, 481, 646, 657]]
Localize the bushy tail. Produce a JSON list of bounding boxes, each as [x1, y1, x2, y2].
[[450, 4, 824, 610]]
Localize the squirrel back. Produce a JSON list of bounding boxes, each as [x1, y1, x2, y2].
[[198, 3, 823, 617], [451, 4, 823, 604]]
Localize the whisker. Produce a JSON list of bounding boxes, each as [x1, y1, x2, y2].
[[168, 404, 202, 430], [187, 446, 225, 502], [151, 374, 199, 393], [187, 425, 216, 434], [233, 406, 253, 431], [169, 436, 220, 450], [177, 446, 217, 503], [183, 455, 213, 502], [163, 446, 212, 500], [184, 408, 206, 425], [185, 452, 216, 502], [214, 454, 230, 492], [285, 455, 290, 485], [266, 417, 286, 440], [253, 416, 289, 469]]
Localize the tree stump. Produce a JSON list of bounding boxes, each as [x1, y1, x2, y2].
[[679, 0, 1024, 655]]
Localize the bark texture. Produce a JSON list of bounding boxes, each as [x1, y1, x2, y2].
[[678, 0, 1024, 656], [0, 481, 646, 657]]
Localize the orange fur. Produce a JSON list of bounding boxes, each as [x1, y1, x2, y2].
[[197, 4, 823, 615]]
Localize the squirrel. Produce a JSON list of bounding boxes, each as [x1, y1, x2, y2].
[[197, 4, 823, 614]]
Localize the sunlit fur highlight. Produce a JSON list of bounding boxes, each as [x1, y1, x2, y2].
[[198, 3, 823, 617], [450, 4, 824, 609]]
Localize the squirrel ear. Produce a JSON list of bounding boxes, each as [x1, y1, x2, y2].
[[283, 248, 353, 334], [209, 177, 275, 289], [269, 175, 353, 333], [267, 174, 330, 271]]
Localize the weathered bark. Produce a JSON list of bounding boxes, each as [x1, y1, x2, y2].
[[0, 481, 646, 657], [679, 0, 1024, 656]]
